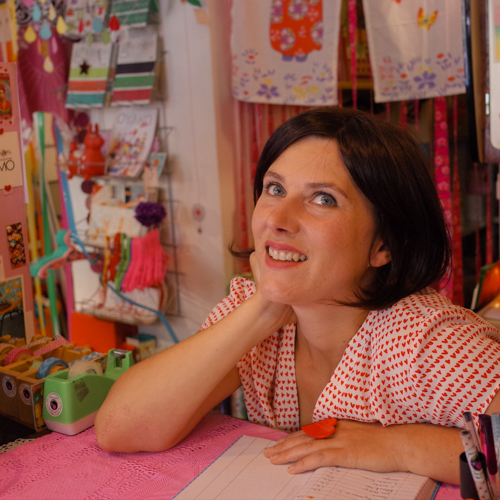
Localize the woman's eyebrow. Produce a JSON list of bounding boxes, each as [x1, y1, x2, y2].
[[263, 171, 283, 182], [307, 182, 348, 198]]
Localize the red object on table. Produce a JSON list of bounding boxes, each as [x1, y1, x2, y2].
[[301, 417, 337, 439]]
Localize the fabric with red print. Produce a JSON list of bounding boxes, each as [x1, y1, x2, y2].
[[202, 277, 500, 432]]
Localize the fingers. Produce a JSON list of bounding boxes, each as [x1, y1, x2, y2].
[[264, 431, 313, 458], [266, 435, 343, 474], [288, 449, 343, 474]]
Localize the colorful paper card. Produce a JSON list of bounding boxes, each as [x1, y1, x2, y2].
[[5, 222, 26, 269], [0, 62, 34, 342], [146, 152, 166, 177], [107, 106, 158, 177], [109, 0, 156, 28], [66, 41, 113, 108], [362, 0, 466, 103], [111, 27, 158, 106], [87, 185, 146, 246], [0, 0, 16, 63], [64, 0, 109, 38], [0, 131, 23, 190], [0, 70, 12, 117]]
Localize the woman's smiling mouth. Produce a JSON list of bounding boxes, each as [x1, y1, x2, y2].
[[267, 245, 308, 262]]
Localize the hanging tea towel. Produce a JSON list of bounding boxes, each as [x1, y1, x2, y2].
[[231, 0, 342, 106], [362, 0, 466, 103]]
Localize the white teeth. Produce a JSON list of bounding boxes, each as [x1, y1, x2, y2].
[[268, 247, 307, 262]]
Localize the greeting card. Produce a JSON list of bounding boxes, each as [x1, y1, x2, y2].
[[107, 106, 158, 177], [0, 131, 22, 190], [111, 27, 158, 106], [109, 0, 157, 28], [64, 0, 109, 38], [66, 41, 114, 108]]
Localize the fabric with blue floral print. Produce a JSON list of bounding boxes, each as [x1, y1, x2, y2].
[[362, 0, 465, 103], [231, 0, 342, 106]]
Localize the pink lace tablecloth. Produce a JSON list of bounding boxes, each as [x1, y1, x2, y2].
[[0, 412, 461, 499]]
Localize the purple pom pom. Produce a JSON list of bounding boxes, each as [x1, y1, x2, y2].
[[135, 201, 167, 227]]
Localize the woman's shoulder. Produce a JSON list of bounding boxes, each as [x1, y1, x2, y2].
[[369, 287, 499, 340]]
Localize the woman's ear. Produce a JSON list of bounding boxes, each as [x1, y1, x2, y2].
[[370, 239, 392, 268]]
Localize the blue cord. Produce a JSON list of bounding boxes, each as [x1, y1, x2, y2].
[[106, 282, 179, 344]]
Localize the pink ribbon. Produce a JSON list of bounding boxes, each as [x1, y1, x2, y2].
[[348, 0, 357, 109]]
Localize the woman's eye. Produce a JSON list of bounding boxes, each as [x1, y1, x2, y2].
[[312, 193, 336, 206], [265, 183, 285, 197]]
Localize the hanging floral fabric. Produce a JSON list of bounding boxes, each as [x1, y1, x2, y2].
[[362, 0, 466, 103], [231, 0, 342, 106]]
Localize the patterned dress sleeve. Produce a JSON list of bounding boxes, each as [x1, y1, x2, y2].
[[372, 290, 500, 427], [200, 277, 256, 330]]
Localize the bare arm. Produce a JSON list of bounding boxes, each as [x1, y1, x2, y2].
[[264, 389, 500, 485], [95, 288, 294, 453]]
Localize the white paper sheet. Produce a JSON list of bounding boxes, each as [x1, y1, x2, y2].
[[174, 436, 438, 500]]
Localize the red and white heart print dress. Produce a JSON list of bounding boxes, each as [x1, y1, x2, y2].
[[201, 278, 500, 432]]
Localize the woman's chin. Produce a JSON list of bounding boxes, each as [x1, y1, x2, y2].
[[259, 281, 300, 305]]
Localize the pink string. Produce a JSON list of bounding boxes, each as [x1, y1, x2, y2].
[[434, 97, 453, 300], [474, 163, 481, 281], [414, 99, 419, 132], [121, 230, 168, 292], [400, 101, 407, 130], [486, 164, 493, 265], [451, 95, 464, 305], [348, 0, 357, 109]]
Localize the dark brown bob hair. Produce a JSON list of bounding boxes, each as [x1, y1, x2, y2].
[[234, 106, 452, 310]]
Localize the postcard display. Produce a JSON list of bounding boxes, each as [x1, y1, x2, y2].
[[0, 62, 35, 342], [61, 3, 180, 323]]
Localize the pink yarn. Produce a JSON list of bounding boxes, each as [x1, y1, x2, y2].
[[121, 229, 169, 292]]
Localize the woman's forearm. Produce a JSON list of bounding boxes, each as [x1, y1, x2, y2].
[[398, 423, 463, 484], [95, 293, 285, 453]]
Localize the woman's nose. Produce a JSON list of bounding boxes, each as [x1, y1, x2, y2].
[[266, 197, 301, 233]]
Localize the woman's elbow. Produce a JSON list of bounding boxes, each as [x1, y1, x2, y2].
[[94, 410, 178, 453], [94, 410, 122, 452]]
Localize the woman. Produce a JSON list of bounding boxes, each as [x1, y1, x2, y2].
[[95, 107, 500, 485]]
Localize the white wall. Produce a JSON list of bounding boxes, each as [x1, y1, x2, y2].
[[72, 0, 237, 346]]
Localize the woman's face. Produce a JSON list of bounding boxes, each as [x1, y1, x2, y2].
[[251, 136, 391, 307]]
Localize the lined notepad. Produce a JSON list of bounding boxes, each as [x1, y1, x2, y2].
[[174, 436, 438, 500]]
